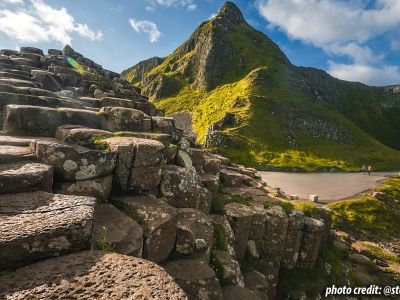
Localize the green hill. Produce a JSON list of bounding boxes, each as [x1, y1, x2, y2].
[[122, 2, 400, 171]]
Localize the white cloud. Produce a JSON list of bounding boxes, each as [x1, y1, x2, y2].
[[0, 0, 102, 45], [147, 0, 198, 11], [2, 0, 24, 4], [256, 0, 400, 47], [326, 43, 384, 64], [256, 0, 400, 85], [129, 19, 161, 43], [328, 61, 400, 86]]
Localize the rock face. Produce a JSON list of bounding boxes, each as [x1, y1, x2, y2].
[[112, 195, 178, 263], [0, 251, 188, 300], [94, 204, 143, 256], [0, 43, 331, 299], [164, 259, 223, 300]]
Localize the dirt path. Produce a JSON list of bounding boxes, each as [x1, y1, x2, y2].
[[259, 171, 397, 203]]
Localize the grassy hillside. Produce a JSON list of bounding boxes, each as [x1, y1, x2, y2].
[[123, 2, 400, 171]]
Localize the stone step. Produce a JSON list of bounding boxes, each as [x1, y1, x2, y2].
[[3, 105, 103, 137], [0, 250, 187, 299], [0, 62, 38, 73], [0, 162, 53, 194], [0, 78, 41, 88], [33, 139, 116, 181], [100, 96, 135, 108], [0, 192, 95, 270], [0, 145, 35, 164], [0, 68, 31, 78], [0, 71, 32, 81], [3, 105, 157, 137], [79, 96, 101, 108]]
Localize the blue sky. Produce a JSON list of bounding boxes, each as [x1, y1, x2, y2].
[[0, 0, 399, 86]]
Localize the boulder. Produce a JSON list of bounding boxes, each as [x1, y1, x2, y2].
[[54, 175, 113, 202], [297, 217, 324, 269], [164, 259, 223, 300], [152, 116, 175, 134], [31, 70, 62, 91], [160, 165, 212, 213], [94, 204, 143, 256], [100, 96, 135, 108], [0, 251, 187, 299], [0, 162, 53, 194], [20, 47, 44, 56], [175, 208, 214, 260], [48, 49, 63, 55], [100, 106, 151, 132], [34, 139, 116, 181], [224, 203, 253, 261], [220, 169, 250, 187], [112, 195, 178, 262], [281, 210, 305, 269], [204, 155, 222, 175], [0, 192, 95, 270], [200, 173, 220, 194], [253, 257, 281, 298], [188, 148, 206, 172], [132, 138, 164, 167]]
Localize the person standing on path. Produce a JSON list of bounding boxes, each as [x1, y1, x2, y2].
[[361, 165, 366, 175], [368, 165, 372, 175]]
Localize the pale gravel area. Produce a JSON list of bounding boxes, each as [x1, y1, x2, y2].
[[259, 171, 398, 203]]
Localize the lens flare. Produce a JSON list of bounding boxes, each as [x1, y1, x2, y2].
[[66, 56, 85, 73]]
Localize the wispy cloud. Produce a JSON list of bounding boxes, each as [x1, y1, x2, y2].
[[256, 0, 400, 85], [146, 0, 197, 11], [2, 0, 24, 5], [129, 19, 162, 43], [0, 0, 102, 45], [328, 61, 400, 86]]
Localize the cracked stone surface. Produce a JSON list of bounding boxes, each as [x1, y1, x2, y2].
[[0, 162, 53, 194], [0, 250, 188, 300], [0, 191, 95, 270]]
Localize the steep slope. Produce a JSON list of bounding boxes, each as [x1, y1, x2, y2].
[[123, 2, 400, 171]]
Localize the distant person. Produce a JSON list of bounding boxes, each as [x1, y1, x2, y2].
[[368, 165, 372, 175], [361, 165, 366, 175]]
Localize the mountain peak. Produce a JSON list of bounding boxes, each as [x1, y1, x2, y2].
[[217, 2, 246, 26]]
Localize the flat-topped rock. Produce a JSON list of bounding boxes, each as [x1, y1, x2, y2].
[[0, 250, 188, 299], [175, 208, 213, 259], [160, 165, 212, 213], [115, 131, 173, 147], [112, 195, 178, 262], [152, 116, 175, 134], [0, 145, 35, 163], [94, 204, 143, 256], [222, 285, 264, 300], [54, 175, 113, 202], [0, 192, 95, 270], [0, 78, 41, 88], [100, 96, 135, 108], [0, 162, 53, 194], [100, 106, 151, 132], [55, 125, 112, 147], [164, 259, 223, 300], [20, 46, 44, 56], [3, 105, 103, 137], [33, 139, 116, 181]]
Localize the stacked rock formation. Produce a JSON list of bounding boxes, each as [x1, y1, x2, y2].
[[0, 46, 332, 299]]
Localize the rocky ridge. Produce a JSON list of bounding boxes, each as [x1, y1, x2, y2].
[[0, 45, 332, 299]]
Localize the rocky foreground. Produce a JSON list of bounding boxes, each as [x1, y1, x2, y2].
[[0, 46, 332, 299]]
